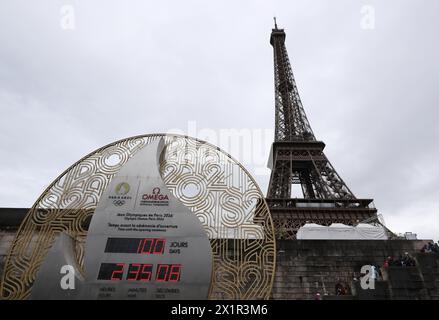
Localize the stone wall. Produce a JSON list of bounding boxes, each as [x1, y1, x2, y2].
[[0, 230, 16, 283], [272, 240, 439, 300]]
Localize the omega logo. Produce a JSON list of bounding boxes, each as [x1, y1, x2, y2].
[[142, 187, 169, 201]]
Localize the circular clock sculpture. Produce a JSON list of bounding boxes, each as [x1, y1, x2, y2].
[[0, 134, 275, 300]]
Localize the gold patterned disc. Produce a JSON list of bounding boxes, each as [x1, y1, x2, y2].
[[0, 134, 275, 300]]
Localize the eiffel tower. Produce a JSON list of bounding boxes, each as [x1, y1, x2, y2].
[[266, 20, 377, 239]]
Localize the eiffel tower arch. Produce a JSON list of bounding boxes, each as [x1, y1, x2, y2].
[[266, 22, 377, 240]]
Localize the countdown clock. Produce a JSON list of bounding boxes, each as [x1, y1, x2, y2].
[[29, 139, 212, 299], [1, 134, 275, 300]]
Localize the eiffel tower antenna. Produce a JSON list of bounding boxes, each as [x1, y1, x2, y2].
[[273, 17, 278, 29]]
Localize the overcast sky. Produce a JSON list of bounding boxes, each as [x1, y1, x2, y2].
[[0, 0, 438, 240]]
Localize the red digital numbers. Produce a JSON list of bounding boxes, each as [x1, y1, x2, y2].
[[127, 263, 153, 281], [156, 264, 182, 282], [136, 238, 166, 255], [140, 264, 153, 281], [110, 263, 125, 281], [99, 263, 181, 282]]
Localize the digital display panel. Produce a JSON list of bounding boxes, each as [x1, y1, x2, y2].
[[104, 237, 166, 254], [97, 263, 182, 282]]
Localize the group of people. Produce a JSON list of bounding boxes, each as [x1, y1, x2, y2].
[[335, 281, 351, 296], [314, 281, 352, 299], [314, 244, 439, 299], [383, 252, 416, 267], [314, 245, 439, 299], [421, 241, 439, 253]]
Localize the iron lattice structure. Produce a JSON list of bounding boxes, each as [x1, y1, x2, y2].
[[266, 23, 377, 239]]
